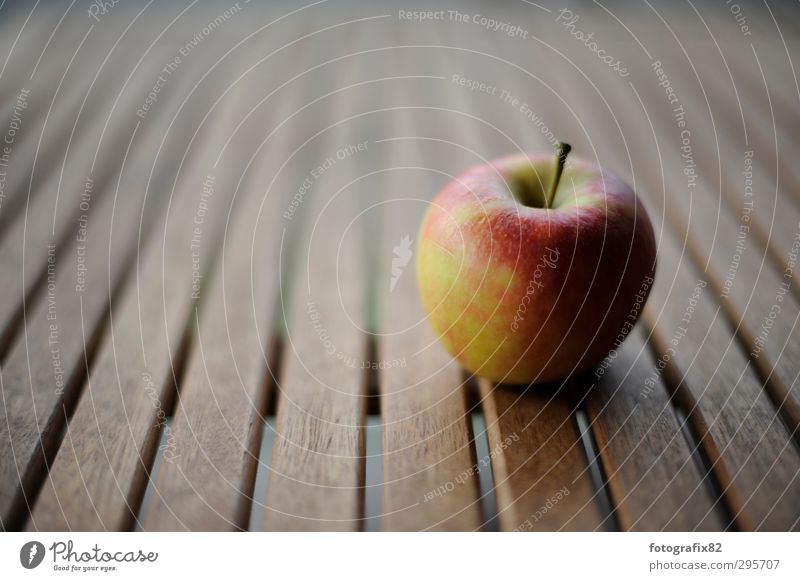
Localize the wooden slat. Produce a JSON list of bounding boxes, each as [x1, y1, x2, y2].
[[376, 127, 483, 531], [0, 58, 162, 354], [262, 224, 367, 531], [666, 44, 800, 277], [586, 328, 725, 531], [142, 38, 316, 531], [0, 65, 123, 231], [261, 28, 369, 532], [479, 378, 607, 531], [552, 42, 800, 530], [0, 46, 163, 234], [0, 59, 174, 529], [631, 66, 800, 433], [24, 65, 239, 531], [642, 235, 800, 531]]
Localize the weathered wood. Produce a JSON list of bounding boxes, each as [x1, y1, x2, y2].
[[376, 128, 483, 531], [642, 239, 800, 531], [0, 58, 176, 528], [261, 32, 369, 532], [0, 60, 160, 354], [557, 54, 800, 530], [664, 47, 800, 282], [645, 49, 800, 425], [0, 60, 119, 230], [142, 40, 317, 531], [638, 58, 800, 433], [478, 378, 607, 531], [0, 1, 798, 533], [587, 327, 725, 531], [25, 66, 240, 531]]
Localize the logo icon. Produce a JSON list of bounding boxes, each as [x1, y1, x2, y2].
[[20, 541, 45, 569], [390, 234, 413, 292]]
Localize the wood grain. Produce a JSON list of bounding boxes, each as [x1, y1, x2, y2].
[[0, 60, 158, 354], [666, 43, 800, 276], [0, 59, 122, 232], [142, 36, 318, 531], [478, 378, 607, 531], [586, 327, 725, 531], [0, 59, 173, 528], [375, 137, 483, 532], [0, 1, 798, 532], [261, 29, 369, 532], [636, 56, 800, 433], [560, 57, 800, 530], [504, 4, 800, 531], [25, 65, 240, 531]]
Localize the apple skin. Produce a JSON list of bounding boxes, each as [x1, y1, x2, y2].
[[416, 152, 657, 384]]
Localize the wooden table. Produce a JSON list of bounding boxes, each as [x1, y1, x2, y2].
[[0, 0, 798, 531]]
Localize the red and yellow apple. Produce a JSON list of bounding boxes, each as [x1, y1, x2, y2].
[[416, 144, 656, 384]]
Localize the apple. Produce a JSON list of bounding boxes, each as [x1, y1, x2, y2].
[[416, 143, 656, 384]]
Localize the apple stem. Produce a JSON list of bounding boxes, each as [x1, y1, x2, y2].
[[545, 142, 571, 210]]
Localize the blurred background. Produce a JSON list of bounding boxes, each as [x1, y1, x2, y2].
[[1, 0, 799, 532]]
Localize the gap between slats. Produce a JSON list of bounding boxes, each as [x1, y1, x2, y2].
[[242, 329, 503, 532]]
